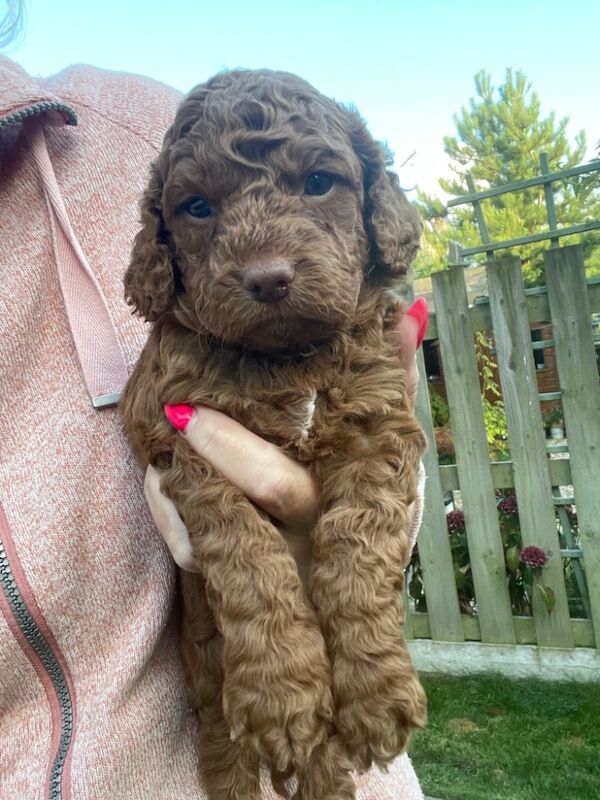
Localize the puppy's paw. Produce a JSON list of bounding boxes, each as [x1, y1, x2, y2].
[[223, 631, 333, 772], [334, 652, 426, 771], [295, 737, 356, 800]]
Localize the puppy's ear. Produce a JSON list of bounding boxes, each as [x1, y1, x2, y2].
[[124, 163, 175, 322], [350, 118, 422, 276]]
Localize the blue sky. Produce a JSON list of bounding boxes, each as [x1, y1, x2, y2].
[[7, 0, 600, 195]]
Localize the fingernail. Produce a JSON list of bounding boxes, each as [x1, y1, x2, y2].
[[164, 403, 195, 432], [407, 297, 428, 348]]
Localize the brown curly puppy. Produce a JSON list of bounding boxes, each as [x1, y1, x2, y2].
[[120, 69, 427, 800]]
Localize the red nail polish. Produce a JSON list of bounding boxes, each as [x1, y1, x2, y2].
[[407, 297, 428, 348], [164, 403, 194, 432]]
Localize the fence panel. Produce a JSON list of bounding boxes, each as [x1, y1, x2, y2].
[[414, 347, 464, 642], [544, 245, 600, 651], [431, 268, 516, 644], [408, 156, 600, 667], [486, 257, 574, 647]]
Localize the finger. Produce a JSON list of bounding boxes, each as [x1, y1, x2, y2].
[[397, 297, 428, 369], [165, 405, 320, 529], [396, 298, 428, 409], [144, 465, 201, 572]]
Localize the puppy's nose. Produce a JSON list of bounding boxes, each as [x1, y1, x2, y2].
[[242, 260, 295, 304]]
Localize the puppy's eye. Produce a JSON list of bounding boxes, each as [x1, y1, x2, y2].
[[185, 197, 212, 218], [304, 172, 334, 196]]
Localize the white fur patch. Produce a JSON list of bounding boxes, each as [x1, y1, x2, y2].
[[300, 389, 317, 437]]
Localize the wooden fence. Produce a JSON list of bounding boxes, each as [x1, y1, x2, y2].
[[405, 155, 600, 657]]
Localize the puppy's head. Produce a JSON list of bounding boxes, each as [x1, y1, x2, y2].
[[125, 69, 421, 350]]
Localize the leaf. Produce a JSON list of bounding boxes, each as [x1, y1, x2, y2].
[[506, 545, 520, 573], [454, 569, 468, 590], [522, 565, 534, 586], [409, 576, 423, 600], [536, 583, 556, 613]]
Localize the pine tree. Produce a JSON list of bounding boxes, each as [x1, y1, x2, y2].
[[415, 69, 600, 285]]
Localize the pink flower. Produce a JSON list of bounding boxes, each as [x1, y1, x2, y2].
[[499, 493, 518, 515], [519, 545, 548, 569], [447, 510, 466, 534]]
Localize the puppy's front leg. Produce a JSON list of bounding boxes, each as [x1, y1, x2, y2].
[[181, 571, 261, 800], [310, 403, 427, 772], [162, 449, 333, 776]]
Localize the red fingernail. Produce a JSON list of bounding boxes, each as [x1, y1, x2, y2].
[[164, 403, 194, 432], [407, 297, 428, 348]]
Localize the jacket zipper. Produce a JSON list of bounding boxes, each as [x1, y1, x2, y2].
[[0, 537, 74, 800], [0, 100, 77, 130]]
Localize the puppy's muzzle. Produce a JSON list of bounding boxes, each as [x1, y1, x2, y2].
[[242, 259, 295, 304]]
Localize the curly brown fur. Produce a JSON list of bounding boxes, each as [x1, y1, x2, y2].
[[121, 69, 426, 799]]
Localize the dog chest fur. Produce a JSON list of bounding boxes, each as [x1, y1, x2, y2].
[[126, 289, 409, 468]]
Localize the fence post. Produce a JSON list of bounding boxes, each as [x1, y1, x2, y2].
[[414, 347, 464, 642], [432, 268, 516, 644], [487, 257, 574, 647], [544, 245, 600, 650]]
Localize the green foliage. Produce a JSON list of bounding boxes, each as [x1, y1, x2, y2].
[[415, 69, 600, 285], [481, 401, 509, 458], [474, 331, 509, 459], [428, 385, 449, 427]]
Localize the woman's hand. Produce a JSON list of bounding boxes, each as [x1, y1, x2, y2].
[[145, 298, 428, 572]]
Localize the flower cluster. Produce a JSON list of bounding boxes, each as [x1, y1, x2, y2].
[[447, 510, 466, 534], [519, 545, 548, 569], [499, 493, 518, 516]]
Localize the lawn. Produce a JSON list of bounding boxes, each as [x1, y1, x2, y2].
[[408, 673, 600, 800]]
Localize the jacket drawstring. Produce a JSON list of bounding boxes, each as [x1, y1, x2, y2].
[[25, 121, 129, 408]]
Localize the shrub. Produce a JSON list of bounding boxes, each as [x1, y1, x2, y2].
[[428, 385, 449, 427]]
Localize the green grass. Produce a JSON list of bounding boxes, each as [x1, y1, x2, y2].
[[408, 673, 600, 800]]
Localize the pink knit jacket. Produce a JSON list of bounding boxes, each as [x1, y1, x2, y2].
[[0, 57, 424, 800]]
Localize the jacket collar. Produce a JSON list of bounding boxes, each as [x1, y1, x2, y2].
[[0, 55, 77, 129]]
